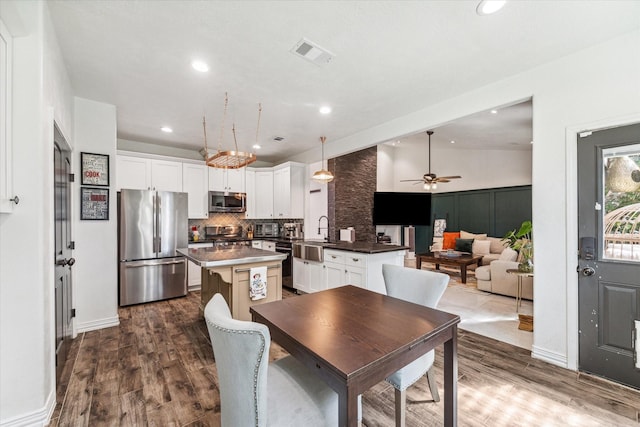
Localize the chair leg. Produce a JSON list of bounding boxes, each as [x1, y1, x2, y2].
[[394, 387, 406, 427], [426, 365, 440, 403]]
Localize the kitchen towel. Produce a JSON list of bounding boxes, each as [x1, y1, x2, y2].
[[249, 266, 268, 301]]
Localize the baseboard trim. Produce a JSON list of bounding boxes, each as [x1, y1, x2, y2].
[[0, 389, 55, 427], [188, 284, 201, 292], [76, 315, 120, 333], [532, 345, 568, 368]]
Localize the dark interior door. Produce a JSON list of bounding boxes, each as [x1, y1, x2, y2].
[[54, 126, 74, 382], [577, 122, 640, 389]]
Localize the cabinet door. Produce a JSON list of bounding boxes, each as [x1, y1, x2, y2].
[[255, 170, 274, 218], [182, 163, 208, 219], [345, 266, 366, 288], [308, 261, 326, 293], [152, 159, 183, 191], [208, 168, 226, 191], [273, 167, 290, 218], [117, 156, 151, 191], [324, 261, 346, 289], [292, 258, 308, 293], [245, 169, 256, 218], [187, 243, 213, 290], [227, 168, 245, 192]]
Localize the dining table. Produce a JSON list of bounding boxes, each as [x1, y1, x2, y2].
[[250, 285, 461, 427]]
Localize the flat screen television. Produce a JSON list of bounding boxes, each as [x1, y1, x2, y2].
[[373, 192, 431, 225]]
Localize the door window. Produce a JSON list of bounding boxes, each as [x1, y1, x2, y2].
[[602, 144, 640, 261]]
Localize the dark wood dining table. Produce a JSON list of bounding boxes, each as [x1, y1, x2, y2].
[[250, 285, 460, 427]]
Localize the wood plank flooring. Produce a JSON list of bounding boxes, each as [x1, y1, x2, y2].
[[50, 290, 640, 426]]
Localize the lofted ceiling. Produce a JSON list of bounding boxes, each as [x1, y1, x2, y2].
[[47, 1, 640, 163]]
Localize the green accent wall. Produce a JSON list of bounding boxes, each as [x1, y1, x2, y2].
[[414, 185, 532, 253]]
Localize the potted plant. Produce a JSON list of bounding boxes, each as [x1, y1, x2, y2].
[[503, 220, 533, 273]]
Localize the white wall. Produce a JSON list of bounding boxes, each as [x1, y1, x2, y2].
[[292, 29, 640, 369], [304, 160, 329, 240], [73, 98, 119, 332], [0, 1, 71, 425]]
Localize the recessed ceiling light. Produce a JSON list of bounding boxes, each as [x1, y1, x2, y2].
[[476, 0, 506, 16], [319, 106, 332, 115], [161, 126, 173, 133], [491, 109, 498, 114], [191, 60, 209, 72], [253, 144, 261, 150], [450, 140, 455, 144]]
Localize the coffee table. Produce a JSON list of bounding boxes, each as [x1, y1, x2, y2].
[[416, 251, 483, 283]]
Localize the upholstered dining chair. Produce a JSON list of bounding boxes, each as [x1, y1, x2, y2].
[[204, 293, 338, 426], [382, 264, 450, 427]]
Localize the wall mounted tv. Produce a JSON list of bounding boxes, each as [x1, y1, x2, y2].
[[373, 192, 432, 225]]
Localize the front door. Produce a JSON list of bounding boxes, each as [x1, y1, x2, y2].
[[577, 122, 640, 389], [54, 126, 74, 382]]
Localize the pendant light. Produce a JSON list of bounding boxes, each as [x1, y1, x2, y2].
[[312, 136, 334, 183]]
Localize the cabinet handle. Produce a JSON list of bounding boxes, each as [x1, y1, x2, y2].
[[9, 196, 19, 205], [352, 258, 360, 262]]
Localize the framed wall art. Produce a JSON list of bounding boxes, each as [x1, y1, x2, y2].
[[80, 187, 109, 220], [81, 152, 109, 186]]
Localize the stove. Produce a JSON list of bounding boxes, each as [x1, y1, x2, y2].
[[204, 225, 251, 247]]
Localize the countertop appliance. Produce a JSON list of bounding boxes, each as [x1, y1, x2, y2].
[[208, 191, 246, 213], [282, 222, 303, 240], [119, 189, 188, 306], [204, 225, 251, 247], [255, 222, 279, 237]]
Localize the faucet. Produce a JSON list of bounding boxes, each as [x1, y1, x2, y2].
[[318, 215, 329, 241]]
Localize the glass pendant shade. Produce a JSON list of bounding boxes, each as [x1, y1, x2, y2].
[[312, 136, 334, 183]]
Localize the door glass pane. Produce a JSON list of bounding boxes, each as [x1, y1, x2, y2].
[[603, 144, 640, 261]]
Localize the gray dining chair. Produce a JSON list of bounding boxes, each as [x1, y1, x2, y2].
[[204, 293, 338, 427], [382, 264, 450, 427]]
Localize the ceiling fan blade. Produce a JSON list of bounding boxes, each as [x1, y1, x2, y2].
[[436, 179, 451, 183], [437, 175, 462, 180], [400, 179, 424, 182]]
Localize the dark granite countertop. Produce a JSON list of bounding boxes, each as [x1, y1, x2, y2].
[[301, 240, 409, 254]]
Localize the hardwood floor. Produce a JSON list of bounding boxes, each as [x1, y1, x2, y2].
[[51, 290, 640, 426]]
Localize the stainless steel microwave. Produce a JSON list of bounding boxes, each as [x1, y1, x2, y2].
[[208, 191, 246, 213]]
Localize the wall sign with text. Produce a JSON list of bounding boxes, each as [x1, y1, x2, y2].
[[80, 187, 109, 220], [81, 152, 109, 186]]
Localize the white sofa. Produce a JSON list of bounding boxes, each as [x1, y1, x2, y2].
[[476, 260, 533, 300]]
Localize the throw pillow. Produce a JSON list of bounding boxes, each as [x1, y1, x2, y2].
[[499, 247, 518, 262], [455, 238, 474, 253], [442, 232, 460, 250], [487, 237, 508, 254], [431, 237, 443, 251], [460, 230, 488, 240], [472, 239, 491, 255]]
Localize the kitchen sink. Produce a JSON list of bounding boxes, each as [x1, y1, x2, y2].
[[292, 242, 325, 262]]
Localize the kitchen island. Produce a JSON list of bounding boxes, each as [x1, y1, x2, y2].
[[178, 246, 286, 321]]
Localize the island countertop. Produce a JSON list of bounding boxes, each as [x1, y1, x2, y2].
[[177, 246, 286, 268]]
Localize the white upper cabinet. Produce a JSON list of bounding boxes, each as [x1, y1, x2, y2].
[[182, 163, 208, 219], [117, 154, 182, 192], [208, 168, 245, 193], [254, 170, 274, 218], [245, 169, 256, 219], [273, 162, 304, 219]]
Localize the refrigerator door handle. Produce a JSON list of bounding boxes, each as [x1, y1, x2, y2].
[[125, 259, 185, 268]]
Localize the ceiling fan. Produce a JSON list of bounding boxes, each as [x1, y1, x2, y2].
[[401, 130, 461, 190]]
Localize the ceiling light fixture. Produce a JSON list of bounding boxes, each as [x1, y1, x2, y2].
[[253, 144, 261, 150], [312, 136, 334, 183], [201, 92, 259, 169], [476, 0, 506, 16], [192, 60, 209, 72], [161, 126, 173, 133], [450, 140, 455, 144], [491, 109, 498, 114], [401, 130, 462, 190], [319, 106, 332, 115]]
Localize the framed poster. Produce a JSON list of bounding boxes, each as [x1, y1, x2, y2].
[[81, 187, 109, 220], [433, 219, 447, 237], [81, 152, 109, 186]]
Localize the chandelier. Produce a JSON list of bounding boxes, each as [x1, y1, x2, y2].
[[202, 93, 259, 169], [312, 136, 334, 183]]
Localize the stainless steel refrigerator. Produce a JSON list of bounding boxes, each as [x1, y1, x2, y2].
[[118, 189, 188, 306]]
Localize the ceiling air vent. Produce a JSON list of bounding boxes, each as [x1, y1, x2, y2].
[[290, 38, 334, 67], [273, 136, 285, 142]]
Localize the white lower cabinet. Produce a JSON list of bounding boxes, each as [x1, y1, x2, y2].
[[293, 258, 326, 294], [324, 248, 406, 294], [187, 243, 213, 290]]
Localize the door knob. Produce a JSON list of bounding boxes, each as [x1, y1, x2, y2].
[[581, 267, 595, 276]]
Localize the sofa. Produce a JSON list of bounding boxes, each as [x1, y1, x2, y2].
[[431, 230, 532, 299]]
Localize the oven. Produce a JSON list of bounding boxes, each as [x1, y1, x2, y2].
[[275, 241, 293, 288]]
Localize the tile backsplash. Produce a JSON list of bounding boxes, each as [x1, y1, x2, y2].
[[188, 213, 303, 238]]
